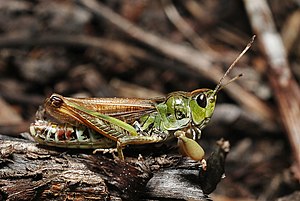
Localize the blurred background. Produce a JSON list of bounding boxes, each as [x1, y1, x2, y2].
[[0, 0, 300, 200]]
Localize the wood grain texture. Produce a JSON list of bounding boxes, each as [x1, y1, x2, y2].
[[0, 134, 227, 200]]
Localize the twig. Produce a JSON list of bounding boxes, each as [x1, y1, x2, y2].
[[281, 10, 300, 54], [161, 0, 215, 53], [0, 34, 148, 62], [244, 0, 300, 180]]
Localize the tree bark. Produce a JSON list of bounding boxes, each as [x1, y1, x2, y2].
[[0, 134, 225, 200]]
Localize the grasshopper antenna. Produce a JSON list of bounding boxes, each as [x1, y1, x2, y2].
[[217, 73, 243, 92], [213, 35, 256, 94]]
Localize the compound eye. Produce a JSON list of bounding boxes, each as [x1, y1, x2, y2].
[[50, 95, 63, 108], [196, 93, 207, 108]]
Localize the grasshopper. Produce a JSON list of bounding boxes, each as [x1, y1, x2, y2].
[[30, 36, 255, 161]]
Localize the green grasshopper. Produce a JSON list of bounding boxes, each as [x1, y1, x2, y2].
[[30, 36, 255, 161]]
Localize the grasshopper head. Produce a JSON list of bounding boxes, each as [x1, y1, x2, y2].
[[189, 72, 242, 129], [156, 89, 217, 131], [189, 88, 216, 129], [156, 72, 242, 131], [189, 72, 244, 129]]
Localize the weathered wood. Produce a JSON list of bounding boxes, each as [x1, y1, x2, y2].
[[145, 169, 208, 201], [199, 139, 229, 194], [276, 191, 300, 201], [0, 134, 227, 200], [0, 135, 151, 200]]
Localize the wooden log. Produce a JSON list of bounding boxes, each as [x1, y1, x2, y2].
[[0, 135, 150, 200], [0, 134, 227, 200]]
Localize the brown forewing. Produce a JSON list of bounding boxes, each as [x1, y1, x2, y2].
[[62, 96, 164, 124]]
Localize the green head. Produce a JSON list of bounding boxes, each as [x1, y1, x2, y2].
[[189, 88, 217, 129], [157, 35, 255, 132], [156, 75, 241, 132], [156, 87, 219, 131]]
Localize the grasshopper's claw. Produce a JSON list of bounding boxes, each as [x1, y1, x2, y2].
[[201, 158, 207, 171], [175, 131, 205, 161], [93, 141, 125, 160], [93, 148, 118, 154], [93, 147, 122, 160]]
